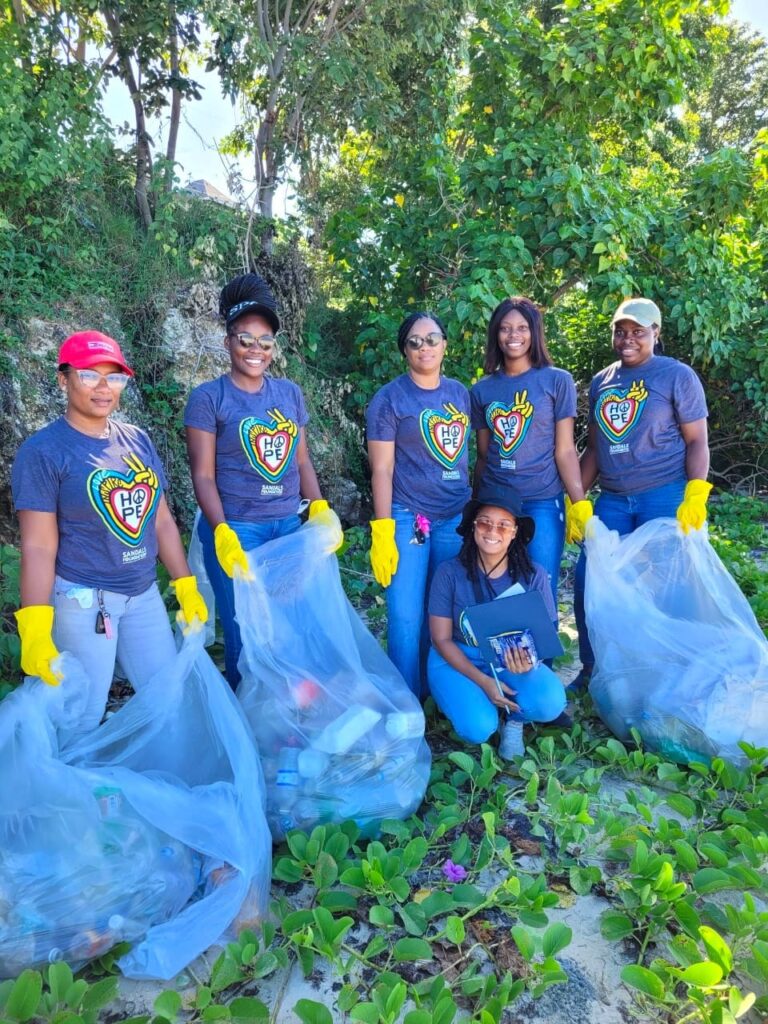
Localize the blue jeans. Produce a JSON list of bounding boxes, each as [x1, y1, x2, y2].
[[53, 576, 177, 733], [428, 643, 566, 743], [574, 480, 686, 668], [198, 514, 301, 688], [522, 494, 565, 611], [386, 504, 463, 698]]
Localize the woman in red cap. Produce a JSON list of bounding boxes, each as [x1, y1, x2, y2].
[[11, 330, 208, 731], [185, 273, 337, 689]]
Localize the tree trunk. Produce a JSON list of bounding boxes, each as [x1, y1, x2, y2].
[[165, 1, 181, 191]]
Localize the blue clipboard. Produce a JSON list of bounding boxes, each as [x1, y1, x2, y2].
[[463, 590, 563, 671]]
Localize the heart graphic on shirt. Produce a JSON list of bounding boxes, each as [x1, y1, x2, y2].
[[88, 457, 160, 547], [486, 401, 532, 457], [240, 416, 298, 481], [419, 406, 468, 469], [596, 386, 647, 442]]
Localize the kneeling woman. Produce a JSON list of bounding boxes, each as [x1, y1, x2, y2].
[[427, 486, 566, 759]]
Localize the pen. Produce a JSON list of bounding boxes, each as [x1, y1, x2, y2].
[[490, 663, 511, 719]]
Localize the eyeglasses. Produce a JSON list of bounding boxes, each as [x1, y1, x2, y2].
[[73, 369, 130, 390], [405, 332, 445, 350], [498, 324, 530, 336], [474, 516, 517, 534], [231, 333, 277, 353]]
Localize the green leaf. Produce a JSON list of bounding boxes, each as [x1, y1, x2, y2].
[[369, 905, 395, 928], [273, 858, 304, 883], [47, 962, 73, 1005], [313, 851, 339, 889], [350, 1003, 380, 1024], [511, 926, 535, 962], [699, 926, 734, 974], [666, 794, 696, 818], [336, 985, 360, 1013], [229, 997, 269, 1023], [444, 916, 465, 945], [294, 999, 333, 1024], [81, 978, 119, 1012], [5, 970, 43, 1021], [621, 965, 665, 999], [693, 868, 733, 894], [680, 961, 724, 987], [600, 911, 635, 941], [542, 923, 572, 958], [210, 954, 243, 993], [394, 938, 433, 962], [154, 990, 182, 1021], [448, 752, 475, 774]]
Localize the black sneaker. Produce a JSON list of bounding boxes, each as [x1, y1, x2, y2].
[[568, 666, 592, 694]]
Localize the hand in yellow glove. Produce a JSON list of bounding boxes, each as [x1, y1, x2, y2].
[[14, 605, 63, 687], [308, 499, 344, 553], [172, 575, 209, 635], [676, 479, 713, 534], [370, 518, 399, 588], [565, 497, 594, 544], [214, 522, 252, 579]]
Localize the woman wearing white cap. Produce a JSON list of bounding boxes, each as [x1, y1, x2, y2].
[[571, 297, 711, 690], [11, 331, 208, 730]]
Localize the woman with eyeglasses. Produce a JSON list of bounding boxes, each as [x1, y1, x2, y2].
[[571, 297, 710, 691], [470, 297, 591, 611], [366, 311, 471, 697], [427, 485, 566, 759], [185, 272, 332, 689], [11, 331, 208, 730]]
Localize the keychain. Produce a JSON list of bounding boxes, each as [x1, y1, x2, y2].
[[95, 590, 113, 638]]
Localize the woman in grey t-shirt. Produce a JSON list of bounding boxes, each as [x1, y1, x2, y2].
[[572, 297, 710, 689], [185, 273, 337, 688], [12, 331, 207, 732]]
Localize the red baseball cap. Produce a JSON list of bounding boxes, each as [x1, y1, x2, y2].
[[58, 331, 134, 376]]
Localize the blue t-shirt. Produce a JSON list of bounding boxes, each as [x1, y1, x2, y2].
[[184, 374, 309, 520], [470, 366, 577, 499], [428, 555, 555, 645], [11, 418, 168, 596], [589, 355, 708, 495], [366, 374, 471, 518]]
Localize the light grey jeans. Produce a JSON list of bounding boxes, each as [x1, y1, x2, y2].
[[53, 576, 177, 732]]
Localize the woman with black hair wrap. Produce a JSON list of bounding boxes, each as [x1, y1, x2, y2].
[[427, 484, 566, 759], [184, 272, 336, 689], [366, 311, 471, 698]]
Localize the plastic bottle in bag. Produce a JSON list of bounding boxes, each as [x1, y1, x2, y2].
[[384, 711, 424, 741], [311, 706, 382, 754], [297, 749, 330, 779]]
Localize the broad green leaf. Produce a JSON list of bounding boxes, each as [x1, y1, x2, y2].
[[621, 965, 665, 999], [600, 911, 634, 941], [154, 990, 182, 1021], [230, 996, 269, 1023], [699, 926, 734, 974], [542, 922, 572, 958], [680, 961, 723, 987], [6, 971, 43, 1021], [294, 998, 333, 1024], [394, 938, 433, 962]]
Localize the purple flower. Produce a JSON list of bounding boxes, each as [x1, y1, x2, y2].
[[442, 859, 467, 882]]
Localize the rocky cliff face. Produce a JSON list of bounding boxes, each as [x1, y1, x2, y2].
[[1, 288, 361, 545]]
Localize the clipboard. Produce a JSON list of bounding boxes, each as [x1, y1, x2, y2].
[[463, 590, 563, 671]]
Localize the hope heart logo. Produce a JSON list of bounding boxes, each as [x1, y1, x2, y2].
[[240, 416, 297, 481], [419, 408, 468, 469], [596, 388, 646, 442], [486, 401, 532, 457], [88, 462, 160, 547]]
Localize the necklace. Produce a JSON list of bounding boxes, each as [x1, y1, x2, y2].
[[65, 415, 111, 439]]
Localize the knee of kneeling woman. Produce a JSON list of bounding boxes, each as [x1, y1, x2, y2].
[[453, 711, 499, 745], [524, 671, 566, 723]]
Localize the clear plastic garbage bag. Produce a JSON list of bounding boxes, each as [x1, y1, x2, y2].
[[585, 516, 768, 767], [235, 513, 432, 841], [0, 632, 271, 980]]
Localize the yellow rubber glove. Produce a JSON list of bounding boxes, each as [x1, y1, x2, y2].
[[14, 605, 62, 687], [370, 518, 399, 588], [565, 497, 594, 544], [308, 499, 344, 553], [172, 575, 209, 635], [214, 522, 251, 579], [676, 479, 713, 533]]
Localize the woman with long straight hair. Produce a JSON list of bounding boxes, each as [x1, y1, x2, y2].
[[471, 296, 592, 609]]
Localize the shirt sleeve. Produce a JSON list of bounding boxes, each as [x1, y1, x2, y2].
[[428, 562, 456, 619], [366, 387, 398, 442], [529, 564, 557, 623], [11, 441, 60, 513], [294, 383, 310, 429], [184, 384, 217, 433], [470, 382, 487, 431], [553, 371, 578, 421], [672, 364, 708, 425]]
